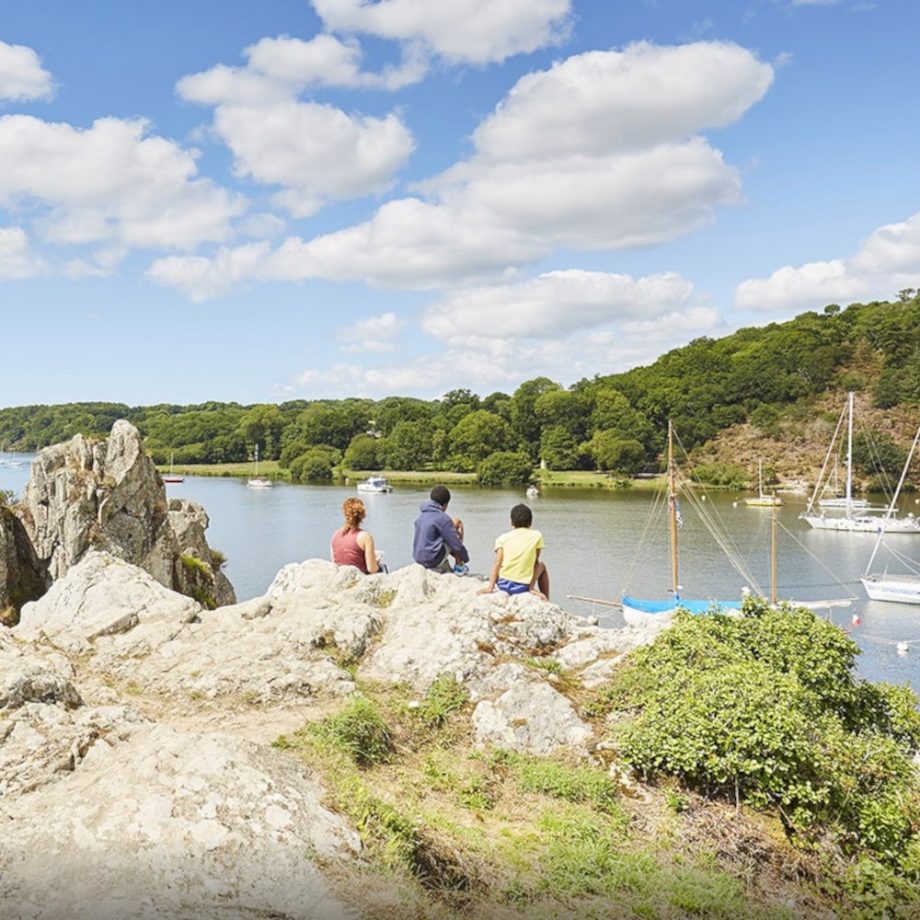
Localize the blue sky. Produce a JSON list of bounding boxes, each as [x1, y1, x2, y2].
[[1, 0, 918, 407]]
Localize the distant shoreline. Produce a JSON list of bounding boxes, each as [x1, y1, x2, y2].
[[156, 462, 667, 490]]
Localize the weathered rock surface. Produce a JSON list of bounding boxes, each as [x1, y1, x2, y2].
[[13, 420, 234, 607], [15, 551, 201, 655], [0, 724, 358, 919]]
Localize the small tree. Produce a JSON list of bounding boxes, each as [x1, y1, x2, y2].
[[477, 451, 534, 486]]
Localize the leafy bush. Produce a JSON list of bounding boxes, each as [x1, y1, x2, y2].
[[604, 600, 920, 880], [289, 445, 341, 481], [689, 462, 748, 489], [477, 450, 533, 486]]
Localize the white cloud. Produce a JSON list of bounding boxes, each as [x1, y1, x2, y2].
[[244, 34, 427, 91], [0, 226, 45, 279], [423, 269, 694, 342], [146, 242, 273, 301], [291, 299, 723, 399], [470, 42, 773, 159], [790, 0, 840, 6], [157, 41, 771, 298], [178, 38, 416, 217], [0, 115, 243, 250], [0, 41, 53, 101], [735, 211, 920, 312], [311, 0, 573, 65], [336, 310, 404, 352]]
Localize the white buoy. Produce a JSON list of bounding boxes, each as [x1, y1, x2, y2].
[[896, 642, 909, 655], [732, 501, 738, 508]]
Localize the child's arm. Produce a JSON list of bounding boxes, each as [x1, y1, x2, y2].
[[478, 547, 503, 594], [528, 548, 542, 588]]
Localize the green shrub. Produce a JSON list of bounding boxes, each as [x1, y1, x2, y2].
[[477, 450, 534, 486], [604, 600, 920, 882], [689, 462, 748, 489]]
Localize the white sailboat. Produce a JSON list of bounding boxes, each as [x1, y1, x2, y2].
[[800, 392, 919, 534], [247, 444, 273, 489], [861, 424, 920, 604], [744, 459, 782, 507]]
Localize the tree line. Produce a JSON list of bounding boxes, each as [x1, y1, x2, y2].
[[1, 296, 918, 485]]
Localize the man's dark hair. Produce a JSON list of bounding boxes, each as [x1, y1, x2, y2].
[[430, 485, 451, 506], [510, 503, 532, 528]]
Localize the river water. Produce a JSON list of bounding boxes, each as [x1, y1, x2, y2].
[[3, 453, 919, 693]]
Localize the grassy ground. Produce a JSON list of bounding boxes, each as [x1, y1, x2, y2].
[[272, 678, 838, 920], [535, 470, 666, 491], [157, 460, 290, 481]]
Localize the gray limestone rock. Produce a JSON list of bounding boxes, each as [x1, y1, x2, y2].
[[0, 724, 358, 919], [15, 551, 201, 655], [14, 420, 235, 607]]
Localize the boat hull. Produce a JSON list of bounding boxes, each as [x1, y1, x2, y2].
[[801, 512, 920, 534], [621, 595, 743, 626], [861, 574, 920, 604]]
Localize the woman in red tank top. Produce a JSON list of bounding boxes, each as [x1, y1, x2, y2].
[[330, 497, 380, 574]]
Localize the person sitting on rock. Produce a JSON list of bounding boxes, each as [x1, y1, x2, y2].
[[479, 503, 549, 600], [412, 485, 469, 574], [330, 497, 380, 575]]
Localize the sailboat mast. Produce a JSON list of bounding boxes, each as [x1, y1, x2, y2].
[[770, 497, 778, 605], [845, 391, 854, 509], [668, 420, 679, 596]]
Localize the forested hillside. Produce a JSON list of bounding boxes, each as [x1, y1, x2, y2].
[[2, 295, 919, 485]]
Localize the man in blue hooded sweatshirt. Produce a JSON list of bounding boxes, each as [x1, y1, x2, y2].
[[412, 485, 470, 573]]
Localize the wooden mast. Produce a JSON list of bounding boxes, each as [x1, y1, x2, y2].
[[668, 420, 679, 598], [770, 494, 778, 605]]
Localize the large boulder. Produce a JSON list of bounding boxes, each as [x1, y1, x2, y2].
[[0, 724, 358, 919], [14, 420, 235, 607], [15, 551, 202, 655]]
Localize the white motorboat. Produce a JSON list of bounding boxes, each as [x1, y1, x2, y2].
[[356, 476, 392, 493]]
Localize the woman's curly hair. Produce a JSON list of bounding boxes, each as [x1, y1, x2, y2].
[[341, 497, 366, 532]]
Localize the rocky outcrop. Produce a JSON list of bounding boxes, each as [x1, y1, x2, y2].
[[11, 420, 234, 609], [2, 530, 673, 917]]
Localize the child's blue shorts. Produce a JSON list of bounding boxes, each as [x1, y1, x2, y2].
[[497, 578, 530, 595]]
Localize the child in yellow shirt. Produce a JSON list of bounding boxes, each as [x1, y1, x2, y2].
[[479, 503, 550, 600]]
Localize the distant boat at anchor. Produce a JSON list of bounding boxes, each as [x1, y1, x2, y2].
[[247, 444, 273, 489]]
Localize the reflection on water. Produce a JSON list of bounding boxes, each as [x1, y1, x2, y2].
[[2, 454, 919, 693]]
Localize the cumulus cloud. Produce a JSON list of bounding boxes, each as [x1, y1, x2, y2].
[[178, 36, 416, 217], [0, 41, 53, 101], [469, 42, 773, 160], [336, 310, 404, 352], [291, 298, 723, 399], [0, 115, 243, 251], [735, 211, 920, 312], [157, 41, 772, 297], [311, 0, 573, 65], [422, 269, 694, 342], [0, 226, 45, 279], [146, 242, 273, 301]]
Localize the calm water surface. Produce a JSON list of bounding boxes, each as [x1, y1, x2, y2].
[[3, 454, 919, 693]]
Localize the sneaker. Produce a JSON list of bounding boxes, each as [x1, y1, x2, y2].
[[452, 564, 469, 576]]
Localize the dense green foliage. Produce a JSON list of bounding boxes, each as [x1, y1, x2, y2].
[[604, 600, 920, 900], [2, 296, 919, 478]]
